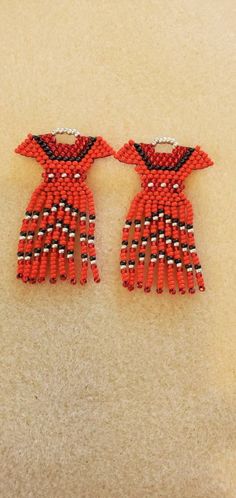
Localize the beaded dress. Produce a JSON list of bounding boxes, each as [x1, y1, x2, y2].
[[115, 140, 213, 294], [15, 133, 114, 284]]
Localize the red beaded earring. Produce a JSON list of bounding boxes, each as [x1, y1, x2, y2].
[[115, 136, 214, 295], [15, 127, 114, 284]]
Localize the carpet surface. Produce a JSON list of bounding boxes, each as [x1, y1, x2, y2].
[[0, 1, 236, 497]]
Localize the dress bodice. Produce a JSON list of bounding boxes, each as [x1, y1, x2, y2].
[[115, 140, 213, 199]]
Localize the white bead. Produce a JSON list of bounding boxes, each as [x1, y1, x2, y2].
[[74, 173, 80, 178], [61, 173, 67, 178], [148, 182, 154, 187], [160, 182, 166, 187], [173, 183, 179, 189], [48, 173, 54, 178]]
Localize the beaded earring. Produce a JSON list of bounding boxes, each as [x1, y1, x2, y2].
[[115, 136, 214, 295], [15, 127, 114, 284]]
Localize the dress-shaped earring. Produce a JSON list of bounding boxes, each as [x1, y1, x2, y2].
[[115, 136, 214, 294], [15, 127, 114, 284]]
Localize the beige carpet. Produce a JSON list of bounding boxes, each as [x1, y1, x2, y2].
[[0, 1, 236, 497]]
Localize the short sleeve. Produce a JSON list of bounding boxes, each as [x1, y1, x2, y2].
[[15, 134, 35, 158], [191, 145, 214, 170], [115, 140, 140, 164], [92, 136, 114, 158]]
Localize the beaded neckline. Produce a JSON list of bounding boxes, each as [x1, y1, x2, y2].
[[134, 143, 195, 171], [32, 134, 97, 162]]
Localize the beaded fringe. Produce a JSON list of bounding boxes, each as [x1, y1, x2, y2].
[[120, 197, 205, 294], [17, 185, 100, 284]]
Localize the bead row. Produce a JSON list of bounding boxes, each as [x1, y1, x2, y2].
[[51, 127, 80, 137], [151, 136, 178, 147]]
